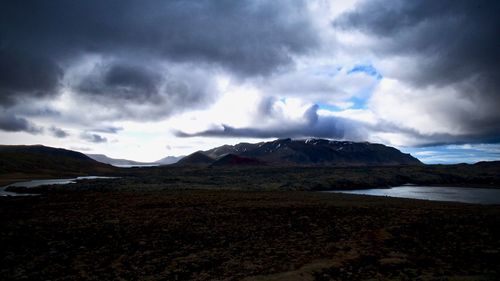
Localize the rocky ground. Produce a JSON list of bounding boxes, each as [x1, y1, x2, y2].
[[1, 190, 499, 280]]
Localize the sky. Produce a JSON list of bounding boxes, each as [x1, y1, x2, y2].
[[1, 0, 499, 163]]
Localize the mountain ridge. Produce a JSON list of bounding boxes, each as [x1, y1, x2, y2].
[[185, 138, 422, 166]]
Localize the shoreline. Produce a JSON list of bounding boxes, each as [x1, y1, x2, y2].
[[3, 175, 500, 205]]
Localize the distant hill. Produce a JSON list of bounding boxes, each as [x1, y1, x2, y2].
[[155, 155, 184, 165], [0, 145, 116, 179], [87, 154, 150, 166], [87, 154, 183, 166], [203, 138, 422, 166], [175, 151, 214, 166]]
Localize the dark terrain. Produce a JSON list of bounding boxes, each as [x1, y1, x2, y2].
[[1, 144, 500, 280], [1, 191, 499, 280]]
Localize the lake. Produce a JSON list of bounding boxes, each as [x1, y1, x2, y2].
[[113, 164, 160, 168], [3, 179, 500, 204], [327, 185, 500, 204], [0, 176, 116, 196]]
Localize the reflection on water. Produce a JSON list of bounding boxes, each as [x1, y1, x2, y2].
[[0, 176, 116, 196], [328, 185, 500, 204]]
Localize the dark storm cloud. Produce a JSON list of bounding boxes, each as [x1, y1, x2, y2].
[[401, 129, 500, 148], [0, 49, 63, 106], [18, 106, 61, 118], [176, 105, 367, 140], [0, 0, 318, 109], [335, 0, 500, 88], [355, 118, 500, 147], [335, 0, 500, 144], [49, 126, 69, 138], [71, 60, 219, 121], [77, 62, 163, 103], [80, 132, 107, 143], [0, 112, 42, 134]]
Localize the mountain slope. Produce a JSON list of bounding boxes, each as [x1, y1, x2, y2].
[[210, 154, 263, 166], [0, 145, 116, 177], [204, 143, 260, 159], [203, 138, 421, 166], [175, 151, 214, 166]]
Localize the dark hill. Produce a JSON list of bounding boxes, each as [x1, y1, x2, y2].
[[203, 138, 421, 166], [1, 145, 93, 161], [0, 145, 116, 178], [474, 161, 500, 167], [211, 154, 264, 167], [175, 151, 214, 166]]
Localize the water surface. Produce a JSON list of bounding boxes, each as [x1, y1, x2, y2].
[[113, 164, 159, 168], [328, 185, 500, 204], [1, 176, 116, 196]]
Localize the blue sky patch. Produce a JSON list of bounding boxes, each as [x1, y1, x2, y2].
[[348, 97, 366, 109], [348, 64, 382, 80], [317, 103, 340, 111]]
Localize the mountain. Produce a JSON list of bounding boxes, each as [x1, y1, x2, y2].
[[204, 142, 259, 159], [87, 154, 151, 166], [155, 156, 184, 165], [210, 154, 263, 167], [0, 145, 116, 179], [203, 138, 422, 166], [175, 151, 214, 166], [87, 154, 183, 166]]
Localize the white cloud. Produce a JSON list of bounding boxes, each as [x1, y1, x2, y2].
[[369, 78, 476, 136], [259, 65, 378, 107], [319, 108, 377, 124]]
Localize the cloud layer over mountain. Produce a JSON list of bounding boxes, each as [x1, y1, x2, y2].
[[1, 0, 498, 162]]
